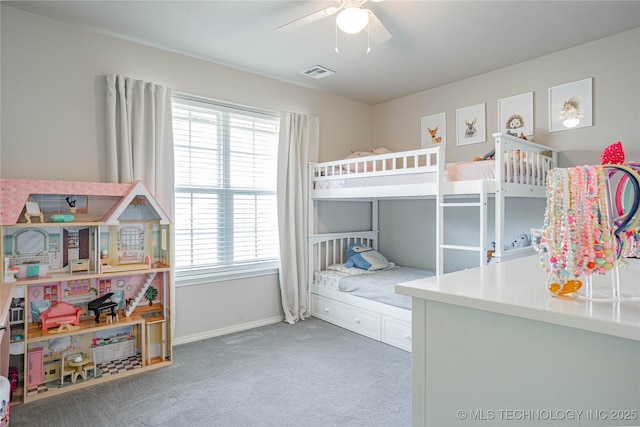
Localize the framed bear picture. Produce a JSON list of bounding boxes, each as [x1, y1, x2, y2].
[[498, 92, 533, 137]]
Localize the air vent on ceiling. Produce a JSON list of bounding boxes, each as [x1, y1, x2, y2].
[[300, 65, 336, 80]]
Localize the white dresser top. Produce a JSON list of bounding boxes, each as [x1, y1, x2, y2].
[[396, 256, 640, 341]]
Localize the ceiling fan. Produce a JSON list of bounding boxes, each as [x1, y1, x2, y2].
[[277, 0, 392, 46]]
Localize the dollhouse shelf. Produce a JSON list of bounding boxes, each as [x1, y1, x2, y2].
[[11, 265, 170, 287], [25, 303, 164, 344], [9, 221, 108, 227], [101, 263, 150, 273], [26, 314, 143, 343]]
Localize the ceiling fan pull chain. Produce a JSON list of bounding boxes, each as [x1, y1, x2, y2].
[[366, 17, 371, 53]]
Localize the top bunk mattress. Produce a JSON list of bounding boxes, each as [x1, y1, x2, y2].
[[314, 160, 496, 190]]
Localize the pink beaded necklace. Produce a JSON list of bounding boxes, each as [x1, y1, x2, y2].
[[540, 165, 616, 295]]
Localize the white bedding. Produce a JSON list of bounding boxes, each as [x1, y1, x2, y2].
[[314, 157, 550, 190], [314, 160, 496, 190], [447, 160, 497, 181], [314, 264, 436, 310]]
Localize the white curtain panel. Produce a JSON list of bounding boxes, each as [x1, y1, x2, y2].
[[105, 74, 175, 336], [277, 112, 319, 324], [105, 74, 175, 214]]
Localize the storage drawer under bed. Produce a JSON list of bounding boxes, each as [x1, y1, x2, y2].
[[311, 294, 380, 340], [381, 316, 412, 351]]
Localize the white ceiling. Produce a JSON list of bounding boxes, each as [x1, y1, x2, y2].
[[5, 1, 640, 105]]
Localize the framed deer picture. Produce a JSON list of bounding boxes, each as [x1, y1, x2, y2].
[[456, 103, 486, 146], [421, 112, 446, 148]]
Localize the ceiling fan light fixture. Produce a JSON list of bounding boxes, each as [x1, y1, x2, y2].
[[336, 6, 369, 34]]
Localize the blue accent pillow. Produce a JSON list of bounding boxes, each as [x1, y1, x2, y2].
[[346, 243, 367, 260], [345, 244, 391, 271]]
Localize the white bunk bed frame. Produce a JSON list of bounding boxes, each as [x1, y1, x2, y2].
[[307, 133, 558, 351], [309, 133, 559, 272], [308, 231, 413, 351]]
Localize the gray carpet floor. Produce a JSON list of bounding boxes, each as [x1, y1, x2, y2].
[[10, 318, 411, 426]]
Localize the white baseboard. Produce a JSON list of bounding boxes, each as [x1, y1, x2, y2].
[[173, 315, 284, 346]]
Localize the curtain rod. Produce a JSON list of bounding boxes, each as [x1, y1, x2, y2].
[[172, 92, 280, 119]]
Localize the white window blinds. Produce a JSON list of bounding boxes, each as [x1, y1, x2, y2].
[[172, 95, 279, 283]]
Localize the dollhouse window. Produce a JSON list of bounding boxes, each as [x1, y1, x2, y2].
[[118, 226, 144, 264], [15, 229, 47, 255]]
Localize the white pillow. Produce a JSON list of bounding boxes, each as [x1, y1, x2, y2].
[[371, 147, 393, 155], [325, 263, 369, 275], [345, 248, 394, 271], [342, 151, 375, 173]]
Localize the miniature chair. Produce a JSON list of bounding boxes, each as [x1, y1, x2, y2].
[[24, 200, 44, 224], [60, 359, 75, 386], [106, 311, 119, 324], [82, 349, 97, 380]]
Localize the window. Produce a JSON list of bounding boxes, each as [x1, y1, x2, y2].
[[172, 95, 280, 284]]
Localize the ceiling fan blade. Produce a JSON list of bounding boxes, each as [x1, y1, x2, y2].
[[277, 6, 341, 33], [367, 10, 392, 44]]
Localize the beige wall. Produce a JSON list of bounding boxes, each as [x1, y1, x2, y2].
[[0, 5, 373, 343], [372, 28, 640, 166], [372, 28, 640, 273]]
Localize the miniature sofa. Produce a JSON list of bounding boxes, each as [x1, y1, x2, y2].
[[39, 302, 82, 332]]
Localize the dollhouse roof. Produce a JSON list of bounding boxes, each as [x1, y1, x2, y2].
[[0, 179, 171, 226]]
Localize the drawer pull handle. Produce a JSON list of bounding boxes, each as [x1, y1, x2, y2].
[[324, 308, 330, 313], [403, 334, 411, 341], [354, 318, 360, 324]]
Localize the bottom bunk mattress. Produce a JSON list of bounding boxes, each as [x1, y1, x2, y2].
[[315, 264, 436, 310]]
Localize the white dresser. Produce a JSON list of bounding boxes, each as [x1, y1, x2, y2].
[[397, 256, 640, 426]]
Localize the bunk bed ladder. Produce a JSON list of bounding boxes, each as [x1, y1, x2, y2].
[[437, 185, 489, 272]]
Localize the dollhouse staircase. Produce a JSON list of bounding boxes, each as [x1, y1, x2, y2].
[[124, 272, 157, 317]]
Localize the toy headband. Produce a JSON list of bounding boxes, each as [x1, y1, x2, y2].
[[606, 163, 640, 233]]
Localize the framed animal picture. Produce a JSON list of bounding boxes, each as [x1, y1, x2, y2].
[[498, 92, 533, 137], [549, 78, 592, 132], [456, 103, 485, 146], [421, 112, 446, 148]]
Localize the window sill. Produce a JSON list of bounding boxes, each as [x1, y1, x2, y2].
[[175, 264, 279, 287]]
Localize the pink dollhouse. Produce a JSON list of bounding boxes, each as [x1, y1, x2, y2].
[[0, 178, 173, 404]]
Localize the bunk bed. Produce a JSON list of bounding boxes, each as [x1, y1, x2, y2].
[[309, 231, 430, 351], [307, 132, 558, 351]]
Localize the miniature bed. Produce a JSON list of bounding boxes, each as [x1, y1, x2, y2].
[[309, 133, 559, 272], [309, 232, 430, 351]]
